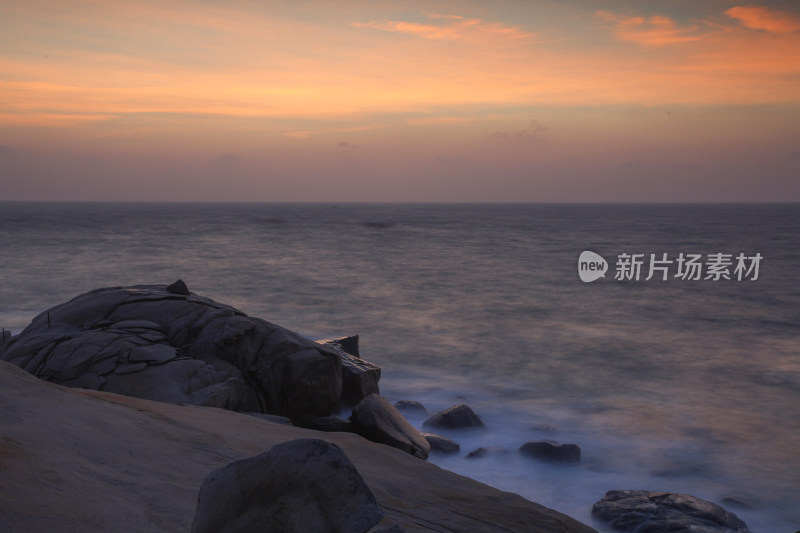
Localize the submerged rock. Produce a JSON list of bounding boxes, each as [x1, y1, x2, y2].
[[1, 282, 344, 422], [394, 400, 429, 417], [351, 393, 431, 460], [423, 404, 486, 430], [592, 490, 750, 533], [466, 446, 510, 459], [519, 441, 581, 464], [191, 438, 383, 533]]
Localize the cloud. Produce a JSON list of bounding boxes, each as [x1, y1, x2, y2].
[[486, 120, 547, 143], [338, 141, 358, 149], [725, 5, 800, 34], [353, 13, 532, 44], [596, 10, 706, 46]]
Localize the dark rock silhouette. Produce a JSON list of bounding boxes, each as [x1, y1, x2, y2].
[[592, 490, 750, 532], [422, 432, 460, 455], [191, 438, 383, 533], [519, 441, 581, 464], [423, 404, 486, 430]]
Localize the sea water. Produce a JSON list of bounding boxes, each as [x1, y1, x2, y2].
[[0, 202, 798, 532]]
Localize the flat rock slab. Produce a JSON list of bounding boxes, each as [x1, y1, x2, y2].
[[191, 438, 383, 533], [592, 490, 750, 533], [0, 360, 596, 533]]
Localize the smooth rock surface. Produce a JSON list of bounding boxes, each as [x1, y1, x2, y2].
[[0, 360, 596, 533], [300, 416, 354, 433], [351, 393, 431, 460], [423, 404, 486, 430], [422, 433, 460, 455], [592, 490, 750, 533], [191, 438, 383, 533], [519, 441, 581, 464]]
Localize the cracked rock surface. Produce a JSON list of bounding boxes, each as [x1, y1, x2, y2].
[[0, 282, 366, 422]]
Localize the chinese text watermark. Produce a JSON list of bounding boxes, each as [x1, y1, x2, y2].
[[579, 251, 762, 283]]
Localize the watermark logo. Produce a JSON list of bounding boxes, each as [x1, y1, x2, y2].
[[578, 251, 762, 282], [578, 250, 608, 283]]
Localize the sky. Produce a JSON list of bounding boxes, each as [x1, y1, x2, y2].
[[1, 0, 799, 202]]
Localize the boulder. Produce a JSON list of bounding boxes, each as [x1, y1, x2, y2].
[[0, 283, 342, 422], [394, 400, 429, 417], [422, 433, 460, 455], [519, 441, 581, 464], [592, 490, 750, 532], [351, 394, 430, 460], [191, 438, 383, 533], [423, 404, 486, 430], [317, 336, 381, 405]]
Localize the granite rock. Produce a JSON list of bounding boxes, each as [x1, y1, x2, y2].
[[191, 438, 383, 533], [592, 490, 750, 532]]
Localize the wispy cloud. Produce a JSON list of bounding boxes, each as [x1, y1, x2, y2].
[[353, 13, 533, 44], [725, 5, 800, 34], [595, 11, 706, 46]]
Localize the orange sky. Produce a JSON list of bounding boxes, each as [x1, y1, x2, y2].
[[1, 0, 799, 201]]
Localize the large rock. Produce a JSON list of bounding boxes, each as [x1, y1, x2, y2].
[[351, 394, 431, 460], [191, 438, 383, 533], [592, 490, 750, 532], [423, 404, 486, 430], [318, 336, 381, 405], [519, 441, 581, 464], [0, 283, 343, 422]]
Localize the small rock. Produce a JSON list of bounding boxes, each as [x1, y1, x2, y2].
[[317, 336, 381, 405], [519, 441, 581, 464], [351, 393, 430, 460], [165, 279, 190, 295], [467, 446, 509, 459], [422, 432, 459, 454], [592, 490, 750, 532], [394, 400, 429, 416], [114, 362, 148, 374], [191, 438, 383, 533], [423, 404, 486, 430]]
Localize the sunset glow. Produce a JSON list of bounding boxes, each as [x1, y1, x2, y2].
[[1, 0, 799, 201]]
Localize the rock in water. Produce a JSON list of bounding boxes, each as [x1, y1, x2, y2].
[[0, 284, 342, 422], [592, 490, 750, 532], [519, 441, 581, 464], [351, 394, 431, 460], [394, 400, 429, 417], [423, 404, 486, 430], [422, 433, 460, 455], [191, 438, 383, 533]]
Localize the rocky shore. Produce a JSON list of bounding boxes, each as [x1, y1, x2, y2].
[[0, 282, 752, 532]]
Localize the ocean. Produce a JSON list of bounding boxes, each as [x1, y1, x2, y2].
[[1, 202, 798, 532]]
